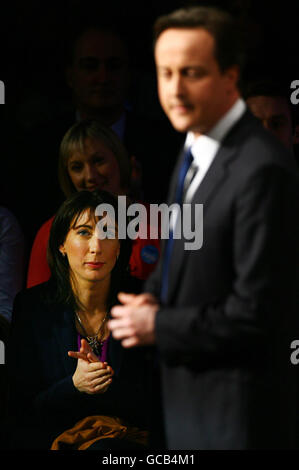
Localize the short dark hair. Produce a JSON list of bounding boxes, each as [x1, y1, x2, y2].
[[47, 190, 132, 311], [243, 78, 290, 101], [153, 6, 245, 74], [243, 77, 294, 128]]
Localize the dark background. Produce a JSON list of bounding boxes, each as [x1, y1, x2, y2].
[[0, 0, 298, 231], [1, 0, 299, 122], [0, 0, 298, 455]]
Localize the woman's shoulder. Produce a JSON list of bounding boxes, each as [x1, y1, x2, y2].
[[15, 280, 56, 309], [12, 280, 66, 330]]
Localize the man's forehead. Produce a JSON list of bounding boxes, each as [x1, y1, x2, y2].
[[156, 28, 214, 48], [155, 27, 216, 64]]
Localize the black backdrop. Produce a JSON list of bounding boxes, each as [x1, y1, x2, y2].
[[1, 0, 299, 116]]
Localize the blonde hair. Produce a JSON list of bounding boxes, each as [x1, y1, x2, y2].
[[58, 119, 131, 197]]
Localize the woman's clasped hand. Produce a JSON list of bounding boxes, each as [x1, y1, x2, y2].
[[69, 338, 114, 395]]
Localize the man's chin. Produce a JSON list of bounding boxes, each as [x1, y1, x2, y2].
[[167, 114, 205, 136], [168, 118, 191, 134]]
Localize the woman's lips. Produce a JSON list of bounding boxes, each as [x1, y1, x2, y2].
[[85, 262, 105, 269]]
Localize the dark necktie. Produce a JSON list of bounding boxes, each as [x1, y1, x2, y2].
[[161, 147, 194, 303]]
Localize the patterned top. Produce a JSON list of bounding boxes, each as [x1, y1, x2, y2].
[[77, 333, 110, 363]]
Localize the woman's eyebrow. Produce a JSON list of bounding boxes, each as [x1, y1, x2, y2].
[[91, 152, 104, 157], [72, 223, 93, 229]]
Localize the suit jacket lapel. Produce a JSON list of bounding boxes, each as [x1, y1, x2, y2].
[[166, 143, 237, 302], [53, 305, 77, 376], [164, 110, 254, 302]]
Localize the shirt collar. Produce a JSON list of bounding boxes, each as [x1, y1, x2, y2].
[[185, 98, 246, 151]]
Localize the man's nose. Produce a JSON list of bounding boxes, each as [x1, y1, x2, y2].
[[170, 73, 186, 96]]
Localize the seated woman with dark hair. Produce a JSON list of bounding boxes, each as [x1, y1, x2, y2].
[[7, 190, 149, 450], [26, 120, 160, 289]]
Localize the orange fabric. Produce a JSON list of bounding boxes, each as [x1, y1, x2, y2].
[[51, 415, 148, 450]]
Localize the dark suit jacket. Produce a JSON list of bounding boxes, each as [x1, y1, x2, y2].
[[7, 278, 149, 449], [145, 109, 299, 450]]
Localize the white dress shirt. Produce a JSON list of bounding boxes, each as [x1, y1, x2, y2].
[[184, 98, 246, 203], [169, 99, 246, 234]]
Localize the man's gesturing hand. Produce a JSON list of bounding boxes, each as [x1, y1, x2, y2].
[[108, 292, 159, 348]]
